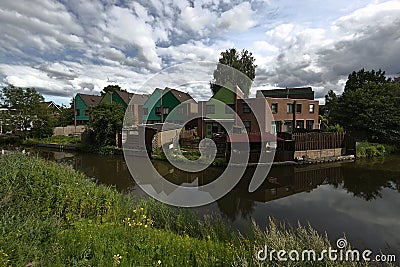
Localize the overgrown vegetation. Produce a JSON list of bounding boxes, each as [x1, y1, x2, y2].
[[0, 154, 371, 266], [24, 135, 81, 146], [356, 141, 398, 158]]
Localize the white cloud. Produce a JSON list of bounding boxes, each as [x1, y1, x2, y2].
[[218, 2, 257, 32]]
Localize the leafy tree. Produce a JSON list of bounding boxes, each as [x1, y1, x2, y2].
[[89, 103, 125, 147], [325, 69, 400, 143], [101, 85, 125, 96], [210, 48, 256, 98], [0, 85, 55, 137]]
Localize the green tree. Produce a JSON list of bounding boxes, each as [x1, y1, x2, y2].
[[0, 85, 54, 137], [89, 103, 125, 146], [101, 85, 125, 96], [325, 69, 400, 143], [210, 48, 256, 98]]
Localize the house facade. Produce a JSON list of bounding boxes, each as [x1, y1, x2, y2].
[[142, 87, 197, 125], [74, 93, 102, 125]]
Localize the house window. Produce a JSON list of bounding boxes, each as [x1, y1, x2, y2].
[[243, 103, 251, 113], [206, 104, 215, 114], [306, 120, 314, 130], [225, 104, 235, 114], [143, 108, 148, 115], [271, 103, 278, 114], [75, 109, 80, 116], [243, 121, 251, 133], [155, 107, 161, 116], [309, 104, 315, 113], [296, 120, 304, 129], [273, 121, 282, 133], [296, 104, 302, 113], [287, 103, 293, 113], [284, 120, 292, 132], [163, 107, 169, 115], [177, 107, 183, 114]]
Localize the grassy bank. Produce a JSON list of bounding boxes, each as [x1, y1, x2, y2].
[[0, 154, 370, 266], [24, 135, 81, 146], [356, 141, 398, 158]]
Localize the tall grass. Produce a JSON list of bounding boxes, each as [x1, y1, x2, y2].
[[0, 154, 376, 266]]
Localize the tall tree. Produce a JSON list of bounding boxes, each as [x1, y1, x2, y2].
[[325, 69, 400, 143], [89, 103, 125, 146], [101, 85, 125, 96], [0, 85, 54, 136], [210, 48, 256, 98]]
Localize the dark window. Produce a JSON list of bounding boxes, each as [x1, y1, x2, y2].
[[243, 121, 251, 133], [296, 104, 302, 113], [155, 107, 161, 116], [206, 105, 215, 114], [306, 120, 314, 130], [272, 120, 282, 133], [243, 103, 251, 113], [296, 120, 304, 129], [284, 120, 292, 132], [309, 104, 315, 113], [143, 108, 148, 115], [287, 103, 293, 113], [76, 109, 80, 116], [225, 104, 235, 114], [271, 103, 278, 114]]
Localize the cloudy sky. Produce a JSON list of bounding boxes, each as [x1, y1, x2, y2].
[[0, 0, 399, 105]]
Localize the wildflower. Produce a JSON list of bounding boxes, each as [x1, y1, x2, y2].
[[157, 259, 161, 265]]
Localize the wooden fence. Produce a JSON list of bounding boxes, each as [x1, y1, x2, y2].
[[278, 132, 356, 153]]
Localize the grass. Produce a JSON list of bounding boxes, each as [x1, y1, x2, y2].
[[24, 135, 81, 146], [356, 141, 398, 158], [0, 154, 377, 266]]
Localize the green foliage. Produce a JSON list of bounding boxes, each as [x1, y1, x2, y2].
[[0, 85, 55, 137], [24, 135, 81, 145], [327, 124, 344, 132], [325, 69, 400, 143], [0, 154, 368, 266], [356, 141, 397, 158], [89, 103, 125, 147], [57, 101, 74, 127], [101, 85, 125, 96], [211, 48, 256, 98]]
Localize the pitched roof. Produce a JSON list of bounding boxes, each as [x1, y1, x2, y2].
[[130, 94, 149, 105], [165, 87, 195, 103], [115, 90, 134, 105], [77, 93, 102, 107], [257, 87, 314, 100]]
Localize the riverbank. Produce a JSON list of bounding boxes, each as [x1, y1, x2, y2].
[[0, 154, 371, 266]]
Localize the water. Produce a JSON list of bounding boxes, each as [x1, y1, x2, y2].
[[37, 149, 400, 259]]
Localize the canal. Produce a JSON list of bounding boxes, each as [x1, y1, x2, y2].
[[37, 149, 400, 259]]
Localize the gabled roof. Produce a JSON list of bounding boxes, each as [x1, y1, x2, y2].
[[77, 93, 102, 107], [130, 94, 149, 105], [257, 87, 314, 100], [165, 87, 196, 103], [114, 90, 134, 105]]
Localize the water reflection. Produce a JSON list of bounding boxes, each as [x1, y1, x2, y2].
[[36, 149, 400, 257]]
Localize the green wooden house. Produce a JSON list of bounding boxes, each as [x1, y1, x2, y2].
[[74, 93, 102, 125], [199, 83, 244, 138], [142, 87, 196, 124]]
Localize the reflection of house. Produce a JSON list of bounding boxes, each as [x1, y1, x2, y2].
[[256, 87, 319, 133], [101, 90, 148, 126], [74, 93, 102, 125], [142, 87, 197, 124]]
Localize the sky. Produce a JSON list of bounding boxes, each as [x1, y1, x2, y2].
[[0, 0, 399, 105]]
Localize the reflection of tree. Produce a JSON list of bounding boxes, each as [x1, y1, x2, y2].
[[216, 190, 255, 221], [340, 166, 399, 201]]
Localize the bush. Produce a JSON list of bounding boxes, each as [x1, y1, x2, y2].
[[356, 141, 397, 158]]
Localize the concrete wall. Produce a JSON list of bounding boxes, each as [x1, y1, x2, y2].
[[294, 148, 345, 160], [53, 125, 85, 136], [156, 129, 181, 148]]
